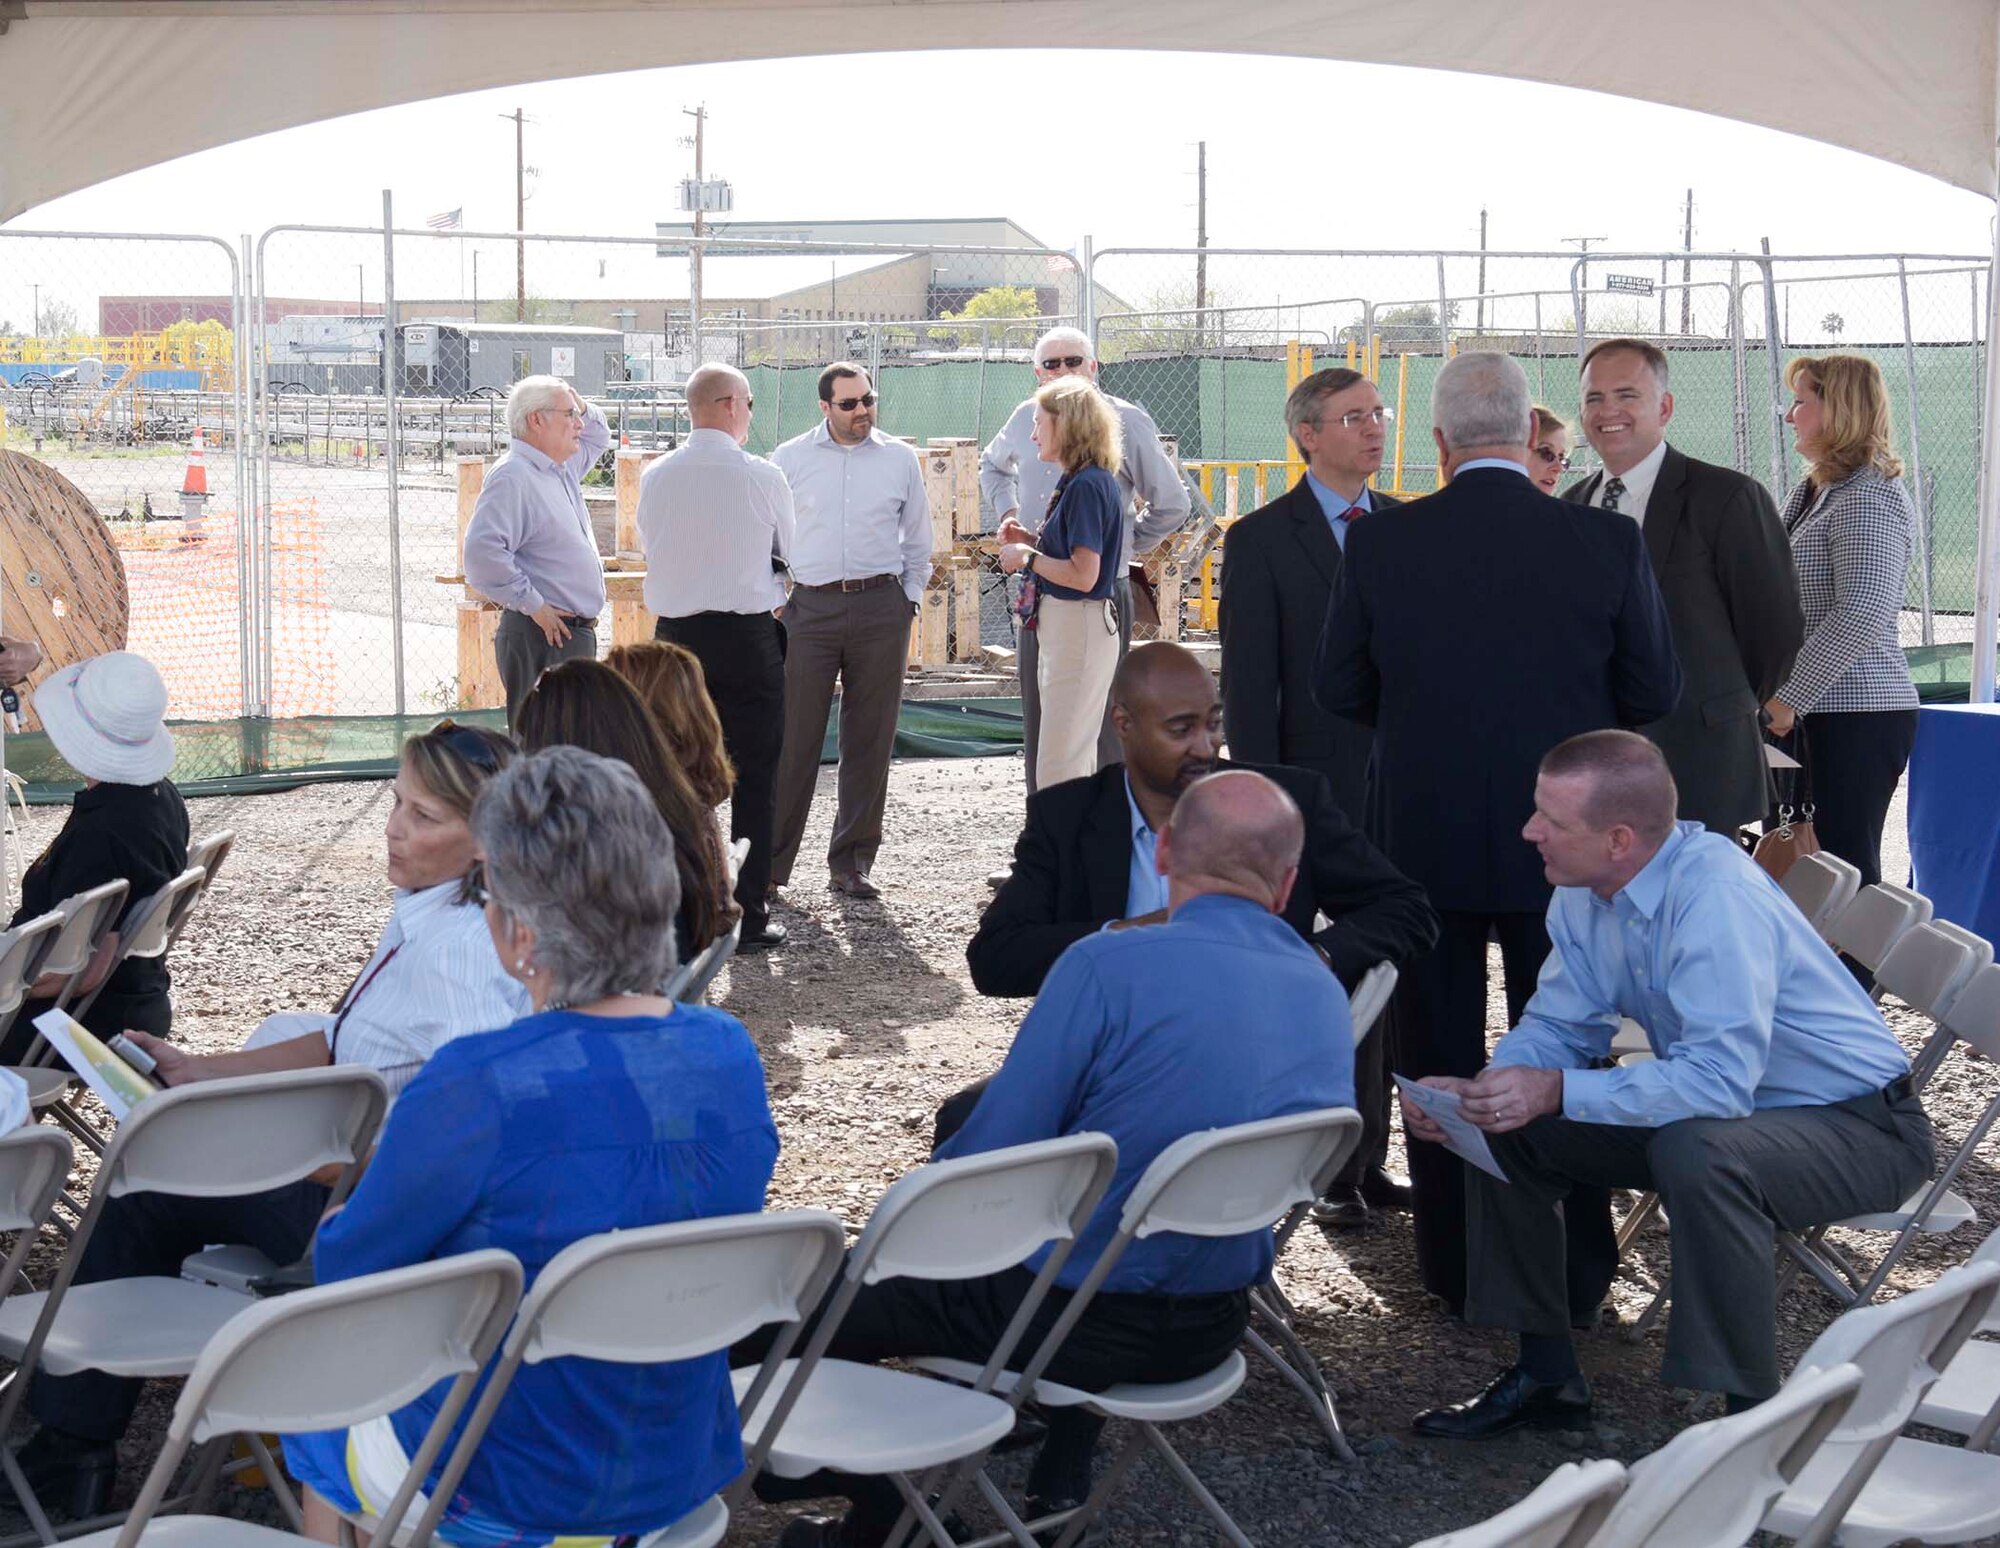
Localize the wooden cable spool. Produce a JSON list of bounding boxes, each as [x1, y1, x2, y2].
[[0, 451, 131, 732]]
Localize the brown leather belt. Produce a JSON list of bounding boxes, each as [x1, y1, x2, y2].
[[795, 574, 899, 594]]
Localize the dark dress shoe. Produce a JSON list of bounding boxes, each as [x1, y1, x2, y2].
[[1413, 1366, 1592, 1440], [1310, 1186, 1369, 1228], [1024, 1494, 1101, 1548], [739, 921, 788, 952], [12, 1427, 116, 1519], [830, 870, 882, 900], [778, 1514, 858, 1548], [1359, 1167, 1415, 1211]]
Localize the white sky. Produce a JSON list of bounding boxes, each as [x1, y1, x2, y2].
[[9, 49, 1991, 255]]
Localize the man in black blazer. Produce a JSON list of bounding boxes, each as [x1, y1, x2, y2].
[[968, 641, 1436, 1003], [1219, 366, 1408, 1223], [1566, 339, 1804, 834], [1316, 350, 1682, 1314]]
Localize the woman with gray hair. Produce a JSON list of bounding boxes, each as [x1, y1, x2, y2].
[[283, 745, 779, 1548]]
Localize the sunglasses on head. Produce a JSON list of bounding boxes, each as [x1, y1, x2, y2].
[[1040, 355, 1088, 371], [831, 392, 877, 411], [430, 719, 507, 773]]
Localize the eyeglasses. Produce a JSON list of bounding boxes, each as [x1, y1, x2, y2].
[[1534, 445, 1574, 471], [1315, 407, 1394, 430], [1040, 355, 1088, 370], [463, 858, 493, 909], [429, 718, 507, 773], [537, 407, 585, 421], [831, 392, 877, 411], [717, 394, 755, 410]]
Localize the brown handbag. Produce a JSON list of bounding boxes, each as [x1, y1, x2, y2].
[[1754, 727, 1821, 880]]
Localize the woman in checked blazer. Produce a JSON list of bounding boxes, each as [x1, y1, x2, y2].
[[1764, 354, 1920, 892]]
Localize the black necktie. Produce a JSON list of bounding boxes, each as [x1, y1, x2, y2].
[[1602, 476, 1628, 514]]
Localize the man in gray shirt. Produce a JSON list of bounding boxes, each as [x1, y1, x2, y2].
[[981, 326, 1190, 806], [770, 363, 930, 900], [462, 375, 613, 726]]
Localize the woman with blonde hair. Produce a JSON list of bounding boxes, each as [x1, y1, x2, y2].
[[1528, 405, 1573, 495], [607, 639, 736, 808], [1765, 353, 1919, 910], [997, 376, 1126, 787]]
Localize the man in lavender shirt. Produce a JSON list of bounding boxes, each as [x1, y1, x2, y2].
[[463, 375, 613, 726]]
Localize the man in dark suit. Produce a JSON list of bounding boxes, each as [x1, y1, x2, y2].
[[1566, 338, 1804, 835], [968, 638, 1435, 1009], [1316, 350, 1683, 1314], [1219, 366, 1408, 1224]]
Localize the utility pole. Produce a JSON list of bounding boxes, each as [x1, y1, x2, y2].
[[1680, 188, 1695, 336], [1475, 207, 1488, 335], [684, 104, 706, 367], [499, 107, 529, 322], [1563, 234, 1607, 340], [1194, 140, 1208, 351]]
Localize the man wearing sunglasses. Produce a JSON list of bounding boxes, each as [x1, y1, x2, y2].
[[463, 374, 612, 728], [768, 364, 930, 901], [980, 326, 1191, 810]]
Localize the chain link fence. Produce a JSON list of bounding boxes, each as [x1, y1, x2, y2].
[[1, 228, 1992, 786]]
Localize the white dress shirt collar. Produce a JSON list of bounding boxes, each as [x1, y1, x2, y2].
[[1595, 438, 1669, 523]]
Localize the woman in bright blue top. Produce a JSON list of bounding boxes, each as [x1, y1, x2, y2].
[[285, 746, 780, 1548], [997, 376, 1125, 790]]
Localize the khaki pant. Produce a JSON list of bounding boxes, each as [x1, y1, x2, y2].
[[1034, 595, 1120, 789]]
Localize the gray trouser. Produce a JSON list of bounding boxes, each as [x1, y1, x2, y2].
[[771, 581, 912, 883], [1021, 573, 1131, 799], [494, 607, 598, 730], [1467, 1087, 1932, 1399]]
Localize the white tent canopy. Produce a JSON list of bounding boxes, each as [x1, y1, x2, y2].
[[0, 0, 1997, 694]]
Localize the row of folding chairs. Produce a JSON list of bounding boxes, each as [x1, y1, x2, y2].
[[1414, 1253, 2000, 1547]]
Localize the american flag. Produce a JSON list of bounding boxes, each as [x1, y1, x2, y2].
[[426, 208, 463, 231]]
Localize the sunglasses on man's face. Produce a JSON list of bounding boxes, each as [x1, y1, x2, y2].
[[1040, 355, 1088, 371], [831, 393, 877, 411]]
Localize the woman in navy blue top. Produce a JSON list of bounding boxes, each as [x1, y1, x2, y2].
[[998, 377, 1126, 789], [285, 746, 779, 1548]]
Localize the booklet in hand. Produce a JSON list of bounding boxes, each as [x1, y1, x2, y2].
[[32, 1010, 162, 1121]]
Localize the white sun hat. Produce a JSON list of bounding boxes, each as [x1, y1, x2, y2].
[[33, 651, 177, 785]]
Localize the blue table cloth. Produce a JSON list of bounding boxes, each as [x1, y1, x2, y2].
[[1908, 703, 2000, 950]]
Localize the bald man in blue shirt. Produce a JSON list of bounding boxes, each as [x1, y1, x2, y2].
[[1410, 731, 1930, 1440]]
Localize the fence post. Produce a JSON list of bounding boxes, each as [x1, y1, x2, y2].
[[1080, 236, 1096, 352], [382, 190, 407, 714], [1897, 257, 1937, 645], [1728, 260, 1750, 474], [234, 233, 256, 718], [1757, 249, 1789, 500], [1434, 256, 1451, 360], [1975, 247, 2000, 702]]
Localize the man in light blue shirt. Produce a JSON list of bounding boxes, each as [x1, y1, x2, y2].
[[1410, 731, 1930, 1439], [768, 363, 930, 899], [462, 375, 613, 727]]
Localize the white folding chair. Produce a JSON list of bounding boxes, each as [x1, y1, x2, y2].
[[165, 829, 235, 950], [0, 1127, 75, 1296], [731, 1133, 1121, 1548], [1586, 1362, 1861, 1546], [1780, 851, 1863, 937], [1348, 961, 1397, 1048], [725, 835, 751, 889], [1762, 1257, 2000, 1548], [1914, 1230, 2000, 1447], [1405, 1459, 1626, 1548], [1876, 920, 1994, 1089], [919, 1108, 1363, 1548], [15, 880, 129, 1054], [1825, 882, 1932, 997], [406, 1211, 847, 1548], [0, 913, 69, 1110], [0, 1065, 389, 1544], [63, 1249, 524, 1548], [66, 868, 207, 1028], [1779, 960, 2000, 1309]]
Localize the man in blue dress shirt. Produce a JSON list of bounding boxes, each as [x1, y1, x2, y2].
[[1410, 731, 1931, 1440], [764, 768, 1355, 1548]]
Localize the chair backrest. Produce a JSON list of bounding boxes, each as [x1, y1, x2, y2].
[[1826, 883, 1931, 975], [38, 879, 129, 980], [1969, 1232, 2000, 1334], [1408, 1459, 1627, 1548], [1941, 963, 2000, 1063], [111, 1250, 523, 1548], [69, 867, 208, 1021], [1790, 1258, 2000, 1444], [726, 835, 751, 888], [97, 1064, 388, 1203], [1780, 852, 1862, 935], [166, 830, 235, 948], [1124, 1106, 1363, 1241], [0, 912, 63, 1018], [1588, 1363, 1861, 1547], [1874, 920, 1993, 1021], [1349, 961, 1398, 1048], [0, 1126, 73, 1236]]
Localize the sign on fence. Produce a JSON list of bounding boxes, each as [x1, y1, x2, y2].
[[1604, 273, 1656, 295]]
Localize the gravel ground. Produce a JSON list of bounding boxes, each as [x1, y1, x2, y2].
[[3, 756, 1992, 1548]]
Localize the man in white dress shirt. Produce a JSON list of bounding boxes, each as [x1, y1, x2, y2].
[[637, 363, 794, 949], [769, 364, 930, 899], [980, 326, 1190, 801], [462, 375, 613, 727]]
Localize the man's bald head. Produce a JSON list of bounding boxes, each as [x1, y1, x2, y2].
[[1159, 770, 1304, 913], [1112, 641, 1216, 717], [686, 363, 751, 435], [1110, 642, 1223, 802]]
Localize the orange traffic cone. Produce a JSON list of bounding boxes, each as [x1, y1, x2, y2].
[[178, 426, 211, 544]]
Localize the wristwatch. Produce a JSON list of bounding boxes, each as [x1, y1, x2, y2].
[[1022, 551, 1038, 575]]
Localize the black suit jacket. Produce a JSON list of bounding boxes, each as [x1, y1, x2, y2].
[[1565, 448, 1803, 832], [1218, 480, 1402, 825], [966, 758, 1437, 1000], [1315, 466, 1683, 914]]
